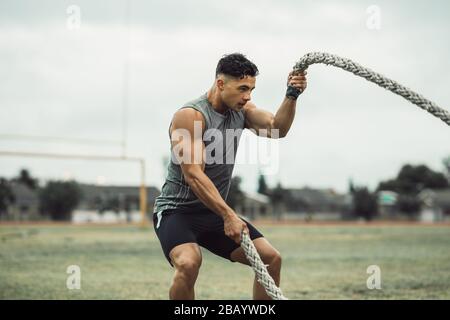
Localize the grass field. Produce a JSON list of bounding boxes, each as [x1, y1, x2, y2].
[[1, 222, 449, 300]]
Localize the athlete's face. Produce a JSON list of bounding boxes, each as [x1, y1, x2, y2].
[[218, 75, 256, 111]]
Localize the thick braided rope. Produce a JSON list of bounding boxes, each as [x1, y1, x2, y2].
[[240, 53, 449, 300], [293, 52, 450, 126], [241, 232, 288, 300]]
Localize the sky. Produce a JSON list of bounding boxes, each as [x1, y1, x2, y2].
[[0, 0, 449, 194]]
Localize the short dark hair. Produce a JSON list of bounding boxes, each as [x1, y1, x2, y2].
[[215, 53, 259, 79]]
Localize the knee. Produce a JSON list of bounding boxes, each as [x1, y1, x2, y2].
[[266, 250, 282, 270], [174, 258, 202, 280]]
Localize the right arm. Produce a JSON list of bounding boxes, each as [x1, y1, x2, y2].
[[170, 108, 249, 243]]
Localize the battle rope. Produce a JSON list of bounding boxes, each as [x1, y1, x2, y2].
[[241, 232, 287, 300], [293, 52, 450, 126], [240, 53, 449, 300]]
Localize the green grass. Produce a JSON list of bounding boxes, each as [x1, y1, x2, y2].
[[1, 223, 449, 299]]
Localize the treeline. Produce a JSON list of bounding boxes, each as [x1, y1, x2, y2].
[[350, 162, 449, 220], [227, 157, 450, 221], [0, 169, 82, 220]]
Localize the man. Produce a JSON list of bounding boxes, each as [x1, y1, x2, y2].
[[153, 53, 307, 300]]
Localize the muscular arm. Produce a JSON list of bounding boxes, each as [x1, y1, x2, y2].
[[171, 108, 233, 218], [243, 71, 307, 138], [170, 108, 248, 242], [243, 98, 297, 138]]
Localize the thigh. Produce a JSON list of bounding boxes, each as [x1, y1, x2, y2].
[[153, 211, 198, 266], [197, 216, 264, 261], [230, 237, 279, 265]]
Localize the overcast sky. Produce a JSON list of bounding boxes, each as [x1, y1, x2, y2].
[[0, 0, 449, 194]]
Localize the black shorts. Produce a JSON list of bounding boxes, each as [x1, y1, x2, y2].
[[153, 207, 264, 266]]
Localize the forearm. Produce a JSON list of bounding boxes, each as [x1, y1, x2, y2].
[[272, 97, 297, 137], [185, 171, 235, 219]]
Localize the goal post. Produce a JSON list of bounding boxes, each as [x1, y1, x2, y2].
[[0, 150, 148, 225]]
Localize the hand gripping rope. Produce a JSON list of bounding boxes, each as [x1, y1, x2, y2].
[[240, 53, 450, 300]]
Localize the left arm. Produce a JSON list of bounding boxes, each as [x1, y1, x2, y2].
[[244, 71, 307, 138]]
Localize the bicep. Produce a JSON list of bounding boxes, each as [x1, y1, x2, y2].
[[170, 109, 206, 180], [244, 102, 275, 138]]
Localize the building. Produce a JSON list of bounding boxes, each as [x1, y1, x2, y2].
[[283, 187, 351, 220], [377, 190, 399, 218], [6, 182, 40, 220], [235, 191, 272, 220], [3, 181, 160, 223], [73, 184, 160, 223], [418, 188, 450, 222]]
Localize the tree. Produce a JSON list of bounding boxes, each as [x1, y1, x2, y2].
[[93, 195, 107, 214], [270, 182, 285, 205], [377, 164, 448, 215], [348, 178, 356, 193], [443, 156, 450, 183], [12, 169, 38, 190], [350, 186, 378, 221], [0, 178, 15, 216], [226, 176, 245, 210], [257, 173, 269, 196], [39, 180, 82, 221], [378, 164, 448, 194], [396, 194, 422, 216], [106, 195, 121, 214], [269, 182, 287, 220], [123, 195, 137, 223]]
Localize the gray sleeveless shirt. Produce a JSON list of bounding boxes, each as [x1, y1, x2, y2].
[[153, 93, 246, 214]]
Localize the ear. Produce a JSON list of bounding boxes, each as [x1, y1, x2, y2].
[[216, 78, 225, 91]]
